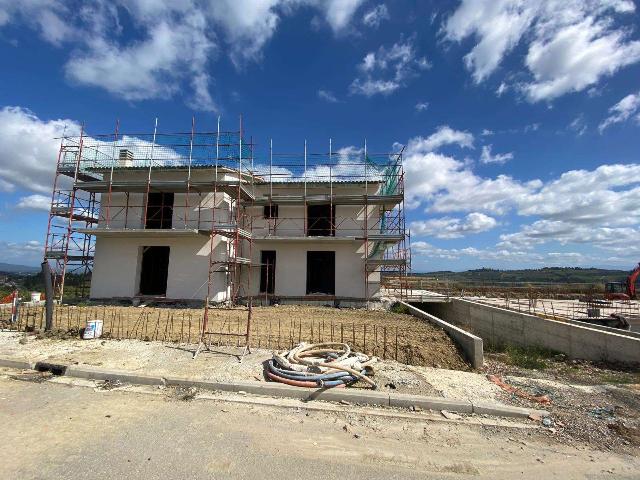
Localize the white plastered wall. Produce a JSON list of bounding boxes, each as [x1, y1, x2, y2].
[[97, 170, 232, 229], [246, 241, 380, 299], [250, 183, 383, 238], [90, 235, 230, 301]]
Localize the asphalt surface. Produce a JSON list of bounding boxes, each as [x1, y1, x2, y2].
[[1, 375, 638, 479]]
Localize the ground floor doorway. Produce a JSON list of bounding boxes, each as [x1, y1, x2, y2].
[[306, 251, 335, 295], [260, 250, 276, 294], [139, 246, 170, 295]]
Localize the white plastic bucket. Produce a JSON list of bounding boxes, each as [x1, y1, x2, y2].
[[31, 292, 41, 303], [83, 320, 103, 339]]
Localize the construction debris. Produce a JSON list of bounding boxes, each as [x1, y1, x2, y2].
[[487, 374, 551, 404], [266, 342, 378, 389]]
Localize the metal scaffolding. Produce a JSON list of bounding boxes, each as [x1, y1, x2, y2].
[[43, 120, 410, 312], [252, 139, 410, 303]]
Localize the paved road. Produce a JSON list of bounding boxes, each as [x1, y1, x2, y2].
[[0, 375, 638, 479]]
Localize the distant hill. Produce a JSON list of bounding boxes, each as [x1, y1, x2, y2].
[[0, 262, 40, 274], [415, 267, 629, 284]]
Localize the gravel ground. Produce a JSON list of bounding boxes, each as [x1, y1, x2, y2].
[[484, 354, 640, 454]]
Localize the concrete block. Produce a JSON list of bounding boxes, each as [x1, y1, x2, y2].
[[65, 366, 165, 386], [472, 401, 549, 418], [389, 393, 473, 413], [0, 357, 35, 370]]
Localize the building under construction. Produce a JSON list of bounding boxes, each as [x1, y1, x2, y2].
[[43, 118, 410, 308]]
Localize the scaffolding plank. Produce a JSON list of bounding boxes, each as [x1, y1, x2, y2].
[[356, 234, 404, 242], [365, 258, 406, 266], [44, 251, 94, 261], [50, 207, 98, 224], [74, 179, 255, 200], [253, 236, 358, 242], [76, 226, 252, 239], [248, 193, 402, 208], [76, 228, 209, 237], [58, 168, 101, 182]]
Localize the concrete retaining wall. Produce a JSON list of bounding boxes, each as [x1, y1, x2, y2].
[[567, 319, 640, 339], [422, 299, 640, 364], [400, 301, 483, 369]]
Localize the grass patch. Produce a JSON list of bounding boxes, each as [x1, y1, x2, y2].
[[390, 302, 411, 315], [598, 372, 640, 385], [487, 342, 557, 370]]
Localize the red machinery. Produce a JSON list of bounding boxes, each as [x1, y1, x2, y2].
[[605, 263, 640, 300]]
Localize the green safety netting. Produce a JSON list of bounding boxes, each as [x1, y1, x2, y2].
[[364, 155, 401, 259]]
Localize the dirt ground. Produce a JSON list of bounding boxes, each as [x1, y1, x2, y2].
[[4, 376, 639, 480], [2, 330, 640, 454], [2, 304, 469, 369]]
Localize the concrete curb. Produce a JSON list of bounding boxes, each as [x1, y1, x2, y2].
[[0, 357, 35, 370], [0, 356, 549, 419], [66, 366, 166, 386]]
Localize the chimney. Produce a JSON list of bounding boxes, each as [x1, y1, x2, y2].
[[118, 149, 134, 167]]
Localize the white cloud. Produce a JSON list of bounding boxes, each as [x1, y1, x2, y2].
[[0, 0, 75, 45], [568, 114, 588, 136], [444, 0, 640, 102], [412, 241, 544, 263], [493, 163, 640, 257], [411, 240, 616, 266], [409, 125, 474, 152], [598, 90, 640, 132], [499, 221, 640, 253], [411, 212, 497, 239], [66, 10, 217, 108], [0, 240, 43, 264], [496, 82, 508, 97], [16, 194, 51, 211], [350, 36, 430, 96], [0, 1, 366, 109], [479, 144, 513, 164], [363, 4, 389, 28], [318, 89, 339, 103], [415, 101, 429, 112], [524, 17, 640, 102], [401, 125, 640, 265], [481, 129, 494, 136], [316, 0, 366, 33], [0, 106, 80, 194], [400, 126, 532, 213], [516, 164, 640, 224]]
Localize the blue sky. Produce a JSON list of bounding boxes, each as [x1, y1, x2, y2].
[[1, 0, 640, 271]]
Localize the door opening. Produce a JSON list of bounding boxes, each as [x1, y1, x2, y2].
[[307, 204, 335, 236], [306, 251, 335, 295], [145, 192, 174, 229], [139, 246, 170, 295], [260, 250, 276, 294]]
